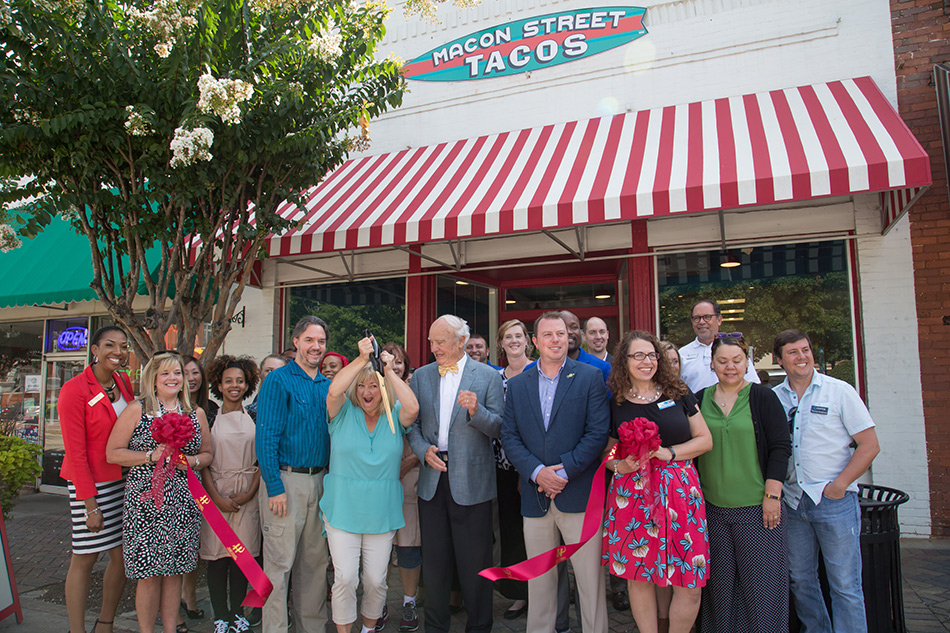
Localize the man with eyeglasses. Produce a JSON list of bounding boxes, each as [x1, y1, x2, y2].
[[772, 329, 880, 633], [679, 299, 759, 392]]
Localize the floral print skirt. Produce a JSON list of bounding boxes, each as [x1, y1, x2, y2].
[[602, 459, 709, 588]]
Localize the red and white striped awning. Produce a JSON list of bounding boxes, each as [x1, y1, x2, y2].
[[268, 76, 931, 257]]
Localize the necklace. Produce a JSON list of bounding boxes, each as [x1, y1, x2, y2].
[[628, 385, 661, 402]]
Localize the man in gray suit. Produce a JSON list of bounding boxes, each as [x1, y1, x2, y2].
[[408, 314, 505, 633]]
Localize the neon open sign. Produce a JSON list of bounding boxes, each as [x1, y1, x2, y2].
[[57, 326, 89, 351], [403, 7, 648, 82]]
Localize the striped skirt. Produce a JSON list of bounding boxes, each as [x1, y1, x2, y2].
[[68, 479, 124, 554]]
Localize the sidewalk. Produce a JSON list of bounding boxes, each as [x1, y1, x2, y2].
[[1, 491, 947, 632]]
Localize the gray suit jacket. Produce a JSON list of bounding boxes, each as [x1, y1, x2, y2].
[[407, 359, 504, 506]]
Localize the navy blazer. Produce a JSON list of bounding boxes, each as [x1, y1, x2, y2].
[[501, 357, 610, 518]]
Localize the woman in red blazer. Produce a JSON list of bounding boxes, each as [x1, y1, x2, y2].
[[59, 326, 134, 633]]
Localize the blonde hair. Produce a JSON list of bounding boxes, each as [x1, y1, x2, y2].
[[345, 365, 395, 417], [140, 353, 194, 416]]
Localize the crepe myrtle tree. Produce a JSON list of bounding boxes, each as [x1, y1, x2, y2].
[[0, 0, 406, 361]]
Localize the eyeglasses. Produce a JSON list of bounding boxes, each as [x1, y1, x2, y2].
[[626, 352, 660, 361], [690, 314, 718, 323], [716, 332, 743, 339]]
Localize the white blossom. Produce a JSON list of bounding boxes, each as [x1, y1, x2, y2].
[[0, 224, 22, 253], [248, 0, 313, 14], [130, 0, 199, 58], [169, 126, 214, 168], [61, 205, 81, 223], [197, 73, 254, 125], [308, 25, 343, 64], [124, 105, 153, 136]]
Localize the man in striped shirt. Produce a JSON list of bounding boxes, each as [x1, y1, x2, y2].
[[256, 316, 332, 633]]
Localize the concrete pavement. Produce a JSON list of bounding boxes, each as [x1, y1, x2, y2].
[[1, 491, 947, 632]]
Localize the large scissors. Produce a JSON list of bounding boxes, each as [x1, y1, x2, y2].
[[365, 329, 395, 434]]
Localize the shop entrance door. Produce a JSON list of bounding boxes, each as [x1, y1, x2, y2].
[[499, 275, 622, 358]]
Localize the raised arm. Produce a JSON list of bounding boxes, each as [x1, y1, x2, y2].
[[327, 337, 373, 419]]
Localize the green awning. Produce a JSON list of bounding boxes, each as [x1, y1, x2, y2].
[[0, 216, 158, 309]]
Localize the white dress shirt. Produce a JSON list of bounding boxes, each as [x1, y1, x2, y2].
[[437, 354, 467, 451], [773, 370, 875, 506], [679, 337, 760, 392]]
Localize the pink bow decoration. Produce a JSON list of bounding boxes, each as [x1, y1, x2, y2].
[[140, 411, 194, 510]]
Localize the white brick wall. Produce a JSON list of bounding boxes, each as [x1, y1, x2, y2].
[[853, 197, 931, 536]]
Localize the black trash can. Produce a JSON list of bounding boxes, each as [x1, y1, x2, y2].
[[858, 483, 910, 633]]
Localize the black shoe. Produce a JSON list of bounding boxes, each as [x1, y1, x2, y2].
[[503, 602, 527, 620], [610, 590, 630, 611], [181, 601, 205, 620]]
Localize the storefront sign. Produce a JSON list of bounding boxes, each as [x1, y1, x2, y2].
[[403, 6, 647, 81], [56, 326, 88, 352]]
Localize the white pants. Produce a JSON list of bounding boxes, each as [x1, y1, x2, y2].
[[325, 522, 395, 625], [524, 505, 607, 633]]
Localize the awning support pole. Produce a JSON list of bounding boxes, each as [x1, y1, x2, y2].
[[542, 229, 585, 261], [395, 245, 457, 270]]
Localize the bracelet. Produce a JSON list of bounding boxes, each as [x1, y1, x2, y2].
[[668, 446, 677, 462], [146, 450, 154, 464], [194, 456, 201, 469], [611, 460, 620, 477], [764, 492, 781, 500], [84, 507, 100, 518]]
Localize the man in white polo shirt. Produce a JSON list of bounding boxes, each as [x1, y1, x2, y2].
[[679, 299, 759, 392], [772, 329, 880, 633]]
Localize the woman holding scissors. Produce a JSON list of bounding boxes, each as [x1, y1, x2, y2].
[[322, 336, 420, 633]]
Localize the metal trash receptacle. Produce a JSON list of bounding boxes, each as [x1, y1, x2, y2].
[[858, 483, 910, 633]]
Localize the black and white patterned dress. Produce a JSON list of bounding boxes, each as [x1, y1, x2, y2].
[[122, 403, 202, 579]]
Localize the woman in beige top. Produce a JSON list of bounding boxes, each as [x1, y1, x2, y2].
[[199, 356, 261, 633]]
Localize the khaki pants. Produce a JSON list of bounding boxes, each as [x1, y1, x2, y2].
[[259, 471, 328, 633], [524, 505, 607, 633]]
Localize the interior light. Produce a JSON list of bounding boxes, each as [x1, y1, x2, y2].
[[720, 251, 741, 268], [595, 294, 611, 300], [505, 300, 516, 304], [455, 280, 469, 286]]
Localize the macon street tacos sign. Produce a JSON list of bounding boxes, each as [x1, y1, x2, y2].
[[403, 7, 648, 82]]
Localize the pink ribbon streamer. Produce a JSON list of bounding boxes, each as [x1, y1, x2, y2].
[[179, 453, 274, 607], [479, 445, 618, 582]]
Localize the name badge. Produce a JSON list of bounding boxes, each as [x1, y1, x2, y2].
[[88, 392, 105, 407], [810, 405, 829, 415], [657, 399, 676, 410]]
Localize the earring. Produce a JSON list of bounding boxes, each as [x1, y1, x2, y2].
[[93, 356, 98, 363]]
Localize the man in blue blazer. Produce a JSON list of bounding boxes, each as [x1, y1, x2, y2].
[[408, 315, 505, 633], [501, 311, 610, 633]]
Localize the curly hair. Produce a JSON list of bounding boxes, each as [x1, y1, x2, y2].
[[607, 330, 689, 404], [206, 355, 261, 401]]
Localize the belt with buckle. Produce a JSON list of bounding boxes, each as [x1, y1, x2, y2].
[[436, 451, 449, 464], [279, 465, 325, 475]]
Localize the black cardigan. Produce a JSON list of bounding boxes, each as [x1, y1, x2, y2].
[[696, 383, 792, 482]]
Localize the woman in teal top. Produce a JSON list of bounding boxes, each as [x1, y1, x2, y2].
[[694, 336, 791, 633], [324, 337, 419, 633]]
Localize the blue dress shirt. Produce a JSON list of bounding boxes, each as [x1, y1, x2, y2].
[[255, 360, 331, 497]]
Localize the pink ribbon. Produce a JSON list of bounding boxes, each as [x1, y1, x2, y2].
[[479, 445, 618, 582], [178, 453, 274, 607]]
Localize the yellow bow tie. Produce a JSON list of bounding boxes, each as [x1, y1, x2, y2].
[[438, 363, 459, 377]]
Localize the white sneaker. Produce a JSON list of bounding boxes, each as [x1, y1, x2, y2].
[[230, 614, 251, 633], [214, 620, 230, 633]]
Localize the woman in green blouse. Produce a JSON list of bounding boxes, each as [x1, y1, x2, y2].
[[695, 336, 791, 633], [323, 337, 420, 633]]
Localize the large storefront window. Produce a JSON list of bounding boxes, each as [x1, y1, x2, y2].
[[657, 241, 856, 386], [0, 320, 44, 443], [437, 277, 495, 343], [287, 278, 406, 359]]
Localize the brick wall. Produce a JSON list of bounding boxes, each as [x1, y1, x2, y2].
[[891, 0, 950, 535]]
